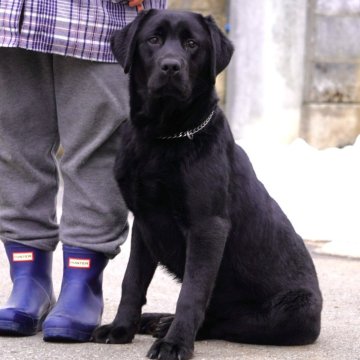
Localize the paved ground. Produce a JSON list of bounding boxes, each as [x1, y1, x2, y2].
[[0, 238, 359, 360]]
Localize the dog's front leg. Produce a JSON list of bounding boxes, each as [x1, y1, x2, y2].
[[93, 220, 157, 344], [147, 216, 229, 360]]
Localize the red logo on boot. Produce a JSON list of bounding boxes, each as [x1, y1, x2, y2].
[[68, 258, 91, 269], [13, 252, 34, 262]]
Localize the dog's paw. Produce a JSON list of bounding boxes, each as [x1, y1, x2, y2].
[[92, 323, 136, 344], [147, 338, 193, 360], [139, 313, 174, 338]]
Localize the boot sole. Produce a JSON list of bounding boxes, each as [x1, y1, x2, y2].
[[43, 327, 93, 342], [0, 312, 46, 336], [0, 320, 38, 336], [0, 302, 54, 337]]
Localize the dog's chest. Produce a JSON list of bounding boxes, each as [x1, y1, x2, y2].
[[117, 145, 185, 216]]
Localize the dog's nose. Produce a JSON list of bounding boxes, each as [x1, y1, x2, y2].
[[160, 59, 181, 75]]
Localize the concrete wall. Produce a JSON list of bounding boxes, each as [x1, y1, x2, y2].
[[301, 0, 360, 148], [226, 0, 308, 143]]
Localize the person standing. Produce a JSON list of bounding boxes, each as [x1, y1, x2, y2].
[[0, 0, 166, 342]]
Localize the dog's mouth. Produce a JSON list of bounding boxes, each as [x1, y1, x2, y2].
[[147, 75, 191, 100], [149, 85, 190, 100]]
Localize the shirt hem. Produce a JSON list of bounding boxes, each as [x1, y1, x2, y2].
[[0, 43, 118, 63]]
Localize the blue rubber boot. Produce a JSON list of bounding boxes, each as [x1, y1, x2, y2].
[[0, 242, 55, 336], [43, 245, 109, 342]]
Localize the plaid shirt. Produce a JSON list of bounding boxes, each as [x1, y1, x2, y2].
[[0, 0, 166, 62]]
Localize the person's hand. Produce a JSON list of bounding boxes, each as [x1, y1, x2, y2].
[[128, 0, 144, 7]]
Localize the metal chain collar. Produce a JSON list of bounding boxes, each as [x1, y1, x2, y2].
[[158, 109, 216, 140]]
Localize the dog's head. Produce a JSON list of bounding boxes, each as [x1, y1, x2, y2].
[[111, 10, 234, 101]]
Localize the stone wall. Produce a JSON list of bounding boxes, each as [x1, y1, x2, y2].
[[301, 0, 360, 148], [167, 0, 227, 24]]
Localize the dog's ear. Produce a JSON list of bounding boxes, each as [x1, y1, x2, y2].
[[111, 10, 154, 73], [204, 16, 234, 82]]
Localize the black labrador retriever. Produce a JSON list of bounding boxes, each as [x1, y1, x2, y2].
[[93, 9, 322, 360]]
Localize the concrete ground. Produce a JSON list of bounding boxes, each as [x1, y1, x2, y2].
[[0, 237, 359, 360]]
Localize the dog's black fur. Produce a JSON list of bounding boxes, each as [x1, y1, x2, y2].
[[93, 10, 322, 360]]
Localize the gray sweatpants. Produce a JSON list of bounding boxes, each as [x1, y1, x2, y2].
[[0, 48, 129, 258]]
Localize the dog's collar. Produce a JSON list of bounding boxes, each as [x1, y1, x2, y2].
[[158, 109, 216, 140]]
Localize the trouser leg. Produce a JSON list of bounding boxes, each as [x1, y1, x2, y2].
[[0, 48, 59, 251], [53, 55, 129, 258]]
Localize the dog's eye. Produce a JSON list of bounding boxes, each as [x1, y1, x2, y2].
[[148, 36, 161, 45], [184, 39, 198, 49]]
